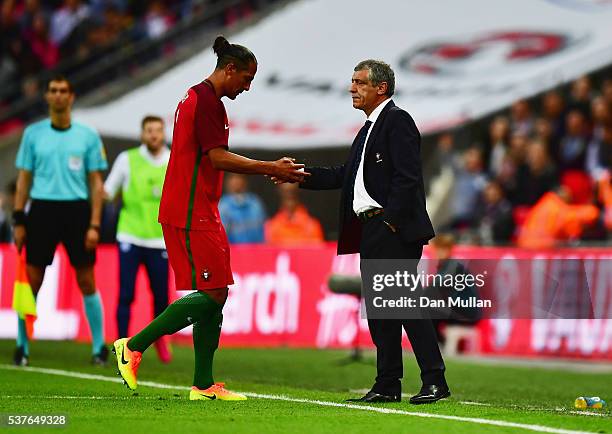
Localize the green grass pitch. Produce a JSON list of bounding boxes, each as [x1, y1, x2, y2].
[[0, 340, 610, 434]]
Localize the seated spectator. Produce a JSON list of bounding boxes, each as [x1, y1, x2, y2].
[[596, 171, 612, 232], [18, 0, 49, 33], [447, 147, 488, 229], [556, 109, 589, 173], [587, 122, 612, 181], [510, 99, 534, 136], [435, 132, 454, 165], [508, 131, 529, 164], [517, 186, 599, 249], [219, 173, 266, 244], [485, 116, 509, 177], [144, 1, 174, 39], [590, 96, 610, 141], [265, 183, 324, 246], [426, 234, 482, 344], [50, 0, 90, 46], [542, 90, 566, 143], [512, 140, 558, 206], [23, 12, 58, 69], [474, 181, 514, 244], [533, 117, 555, 150], [568, 75, 593, 118]]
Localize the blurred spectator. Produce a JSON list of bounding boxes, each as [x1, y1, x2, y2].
[[590, 96, 610, 140], [50, 0, 90, 46], [446, 147, 488, 229], [508, 131, 529, 164], [542, 90, 566, 145], [533, 117, 554, 149], [18, 0, 48, 33], [474, 181, 515, 244], [90, 0, 127, 19], [19, 75, 45, 120], [510, 99, 534, 136], [557, 109, 589, 173], [426, 234, 481, 344], [144, 1, 175, 39], [23, 12, 58, 68], [265, 183, 324, 246], [219, 173, 266, 244], [587, 119, 612, 182], [0, 180, 17, 242], [432, 132, 454, 176], [569, 75, 593, 117], [517, 186, 599, 249], [512, 140, 558, 206], [603, 79, 612, 109], [485, 116, 509, 177]]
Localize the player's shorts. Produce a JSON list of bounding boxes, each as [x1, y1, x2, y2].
[[26, 199, 96, 267], [162, 224, 233, 292]]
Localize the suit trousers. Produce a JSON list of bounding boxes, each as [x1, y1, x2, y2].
[[359, 214, 446, 396]]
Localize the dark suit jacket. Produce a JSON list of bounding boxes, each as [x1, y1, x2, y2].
[[301, 100, 435, 254]]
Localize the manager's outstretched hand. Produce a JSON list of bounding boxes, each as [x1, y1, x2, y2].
[[269, 157, 309, 183]]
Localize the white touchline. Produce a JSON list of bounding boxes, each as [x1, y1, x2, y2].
[[0, 365, 600, 434], [1, 395, 183, 400]]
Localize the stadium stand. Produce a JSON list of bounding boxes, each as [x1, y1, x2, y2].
[[436, 74, 611, 246], [0, 0, 280, 135]]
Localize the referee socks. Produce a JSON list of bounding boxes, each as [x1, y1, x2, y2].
[[83, 292, 105, 355]]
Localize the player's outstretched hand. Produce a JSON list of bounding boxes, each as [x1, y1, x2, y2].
[[269, 157, 310, 183]]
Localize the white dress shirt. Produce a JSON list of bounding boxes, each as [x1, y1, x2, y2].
[[353, 98, 392, 214]]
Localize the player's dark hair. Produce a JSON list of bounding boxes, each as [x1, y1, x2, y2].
[[212, 35, 257, 71], [46, 75, 73, 93], [354, 59, 395, 97], [141, 115, 164, 129]]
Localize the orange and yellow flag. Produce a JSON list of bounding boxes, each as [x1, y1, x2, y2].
[[12, 252, 36, 339]]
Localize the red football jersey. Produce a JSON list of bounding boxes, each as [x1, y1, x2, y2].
[[159, 80, 229, 230]]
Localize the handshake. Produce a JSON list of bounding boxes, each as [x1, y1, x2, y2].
[[265, 157, 310, 185]]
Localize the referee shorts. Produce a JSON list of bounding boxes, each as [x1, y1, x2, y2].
[[161, 224, 233, 294], [26, 199, 95, 267]]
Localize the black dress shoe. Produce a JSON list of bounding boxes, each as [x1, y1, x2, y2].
[[409, 384, 450, 404], [346, 391, 401, 403]]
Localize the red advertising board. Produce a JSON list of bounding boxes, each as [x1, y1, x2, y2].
[[0, 243, 610, 359]]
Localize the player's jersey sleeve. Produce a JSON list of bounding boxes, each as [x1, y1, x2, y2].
[[85, 129, 108, 172], [194, 91, 228, 154], [15, 126, 34, 171]]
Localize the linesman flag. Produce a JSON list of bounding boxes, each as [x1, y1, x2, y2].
[[12, 251, 36, 339]]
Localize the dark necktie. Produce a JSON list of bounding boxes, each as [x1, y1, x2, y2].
[[348, 120, 373, 209]]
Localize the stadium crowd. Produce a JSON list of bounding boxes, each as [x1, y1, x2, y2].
[[437, 75, 611, 247], [0, 73, 610, 248], [0, 0, 263, 135]]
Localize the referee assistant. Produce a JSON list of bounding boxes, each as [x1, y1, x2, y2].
[[13, 76, 108, 366]]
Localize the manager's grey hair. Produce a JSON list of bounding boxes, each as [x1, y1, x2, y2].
[[354, 59, 395, 96]]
